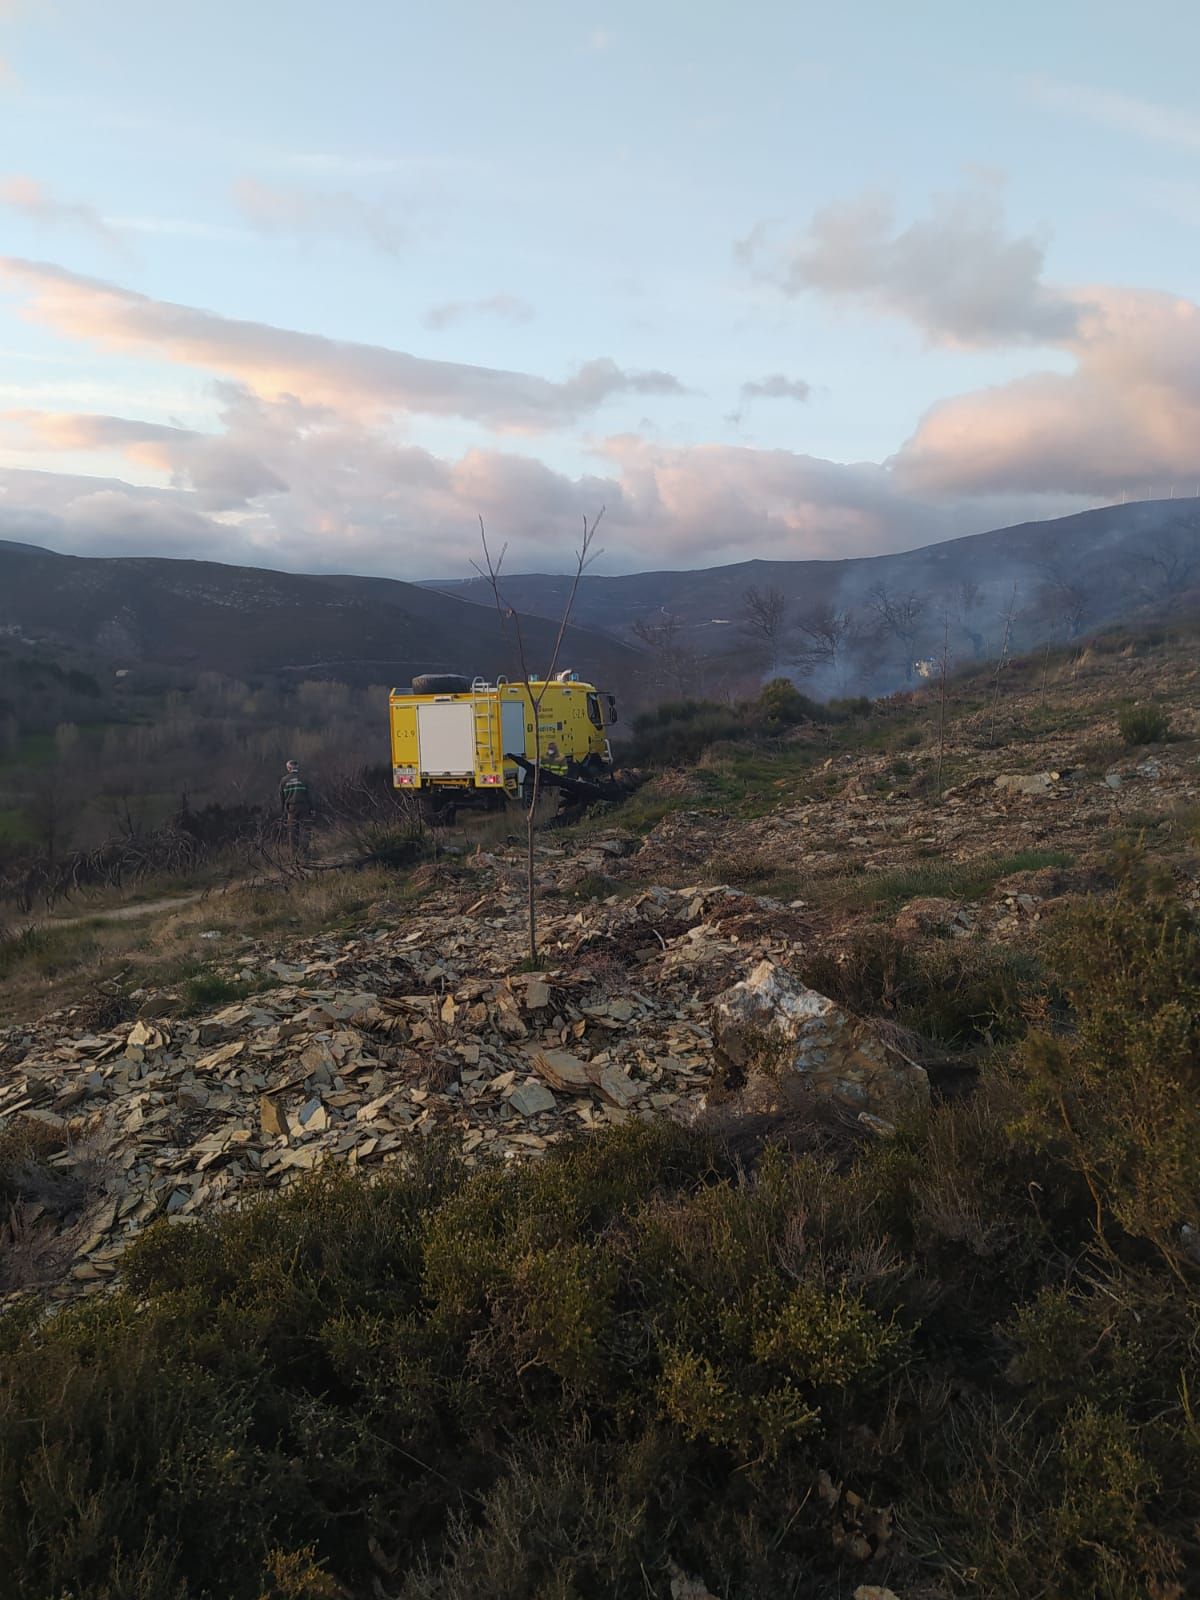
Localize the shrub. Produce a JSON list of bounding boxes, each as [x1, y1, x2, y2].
[[4, 885, 1200, 1600], [1016, 877, 1200, 1260], [802, 928, 1035, 1047], [755, 678, 822, 727], [1118, 702, 1172, 745], [181, 970, 248, 1010], [827, 694, 872, 719], [629, 700, 744, 764]]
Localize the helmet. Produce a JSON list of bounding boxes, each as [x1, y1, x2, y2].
[[286, 760, 299, 772]]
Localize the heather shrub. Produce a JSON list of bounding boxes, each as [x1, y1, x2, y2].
[[756, 677, 823, 727], [1, 877, 1199, 1600], [802, 927, 1034, 1047], [1118, 701, 1172, 745], [629, 699, 744, 764]]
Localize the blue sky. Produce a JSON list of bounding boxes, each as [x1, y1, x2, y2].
[[2, 0, 1200, 577]]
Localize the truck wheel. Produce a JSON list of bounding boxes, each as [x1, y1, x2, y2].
[[411, 673, 473, 694]]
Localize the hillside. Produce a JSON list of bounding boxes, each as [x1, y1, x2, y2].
[[1, 618, 1199, 1597], [0, 542, 639, 691], [424, 498, 1200, 651]]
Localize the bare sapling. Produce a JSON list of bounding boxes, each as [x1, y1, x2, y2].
[[935, 609, 952, 799], [475, 508, 605, 966], [988, 583, 1019, 748], [1039, 607, 1063, 708]]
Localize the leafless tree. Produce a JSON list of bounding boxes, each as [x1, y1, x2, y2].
[[1123, 526, 1200, 608], [630, 612, 696, 698], [866, 583, 926, 680], [1035, 562, 1091, 638], [795, 602, 856, 689], [739, 583, 790, 675], [475, 509, 604, 966]]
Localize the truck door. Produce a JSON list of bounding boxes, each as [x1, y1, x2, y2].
[[501, 698, 526, 764]]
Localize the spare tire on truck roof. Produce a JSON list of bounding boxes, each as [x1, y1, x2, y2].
[[411, 673, 473, 693]]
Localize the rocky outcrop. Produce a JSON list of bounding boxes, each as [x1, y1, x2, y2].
[[710, 960, 929, 1124]]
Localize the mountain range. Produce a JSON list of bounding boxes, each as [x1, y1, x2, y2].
[[2, 499, 1197, 698], [0, 541, 639, 691], [423, 500, 1200, 651]]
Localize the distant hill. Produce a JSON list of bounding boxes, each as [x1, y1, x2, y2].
[[422, 500, 1200, 651], [0, 537, 52, 556], [0, 544, 639, 691], [4, 501, 1196, 706]]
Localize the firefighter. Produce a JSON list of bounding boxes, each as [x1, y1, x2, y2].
[[279, 760, 316, 855]]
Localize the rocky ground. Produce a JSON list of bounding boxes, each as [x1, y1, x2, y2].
[[3, 640, 1199, 1309]]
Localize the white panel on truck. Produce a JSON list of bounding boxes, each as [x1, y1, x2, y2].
[[416, 703, 475, 773]]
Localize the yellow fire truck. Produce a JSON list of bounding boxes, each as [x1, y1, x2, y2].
[[389, 671, 619, 817]]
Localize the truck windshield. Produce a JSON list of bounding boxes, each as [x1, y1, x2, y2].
[[586, 692, 603, 728]]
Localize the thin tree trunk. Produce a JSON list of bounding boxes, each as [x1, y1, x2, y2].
[[936, 613, 950, 799], [475, 511, 604, 967], [527, 687, 540, 964], [989, 584, 1018, 748]]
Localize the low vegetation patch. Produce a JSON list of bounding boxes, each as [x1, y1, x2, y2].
[[1, 880, 1197, 1599], [837, 848, 1075, 914], [803, 928, 1036, 1049], [1118, 701, 1173, 746], [0, 864, 401, 1024]]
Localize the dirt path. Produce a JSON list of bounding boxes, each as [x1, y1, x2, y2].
[[28, 893, 204, 932]]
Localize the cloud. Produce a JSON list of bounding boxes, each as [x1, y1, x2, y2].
[[0, 258, 685, 430], [4, 401, 289, 510], [1, 176, 121, 249], [587, 27, 614, 52], [894, 285, 1200, 495], [0, 468, 240, 559], [0, 388, 1087, 580], [1027, 75, 1200, 151], [739, 373, 811, 404], [0, 0, 19, 87], [747, 182, 1078, 347], [231, 176, 406, 257], [423, 293, 535, 331]]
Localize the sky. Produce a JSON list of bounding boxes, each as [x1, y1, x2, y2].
[[3, 0, 1200, 580]]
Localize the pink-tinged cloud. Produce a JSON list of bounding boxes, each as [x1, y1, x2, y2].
[[894, 287, 1200, 494], [0, 389, 1084, 579], [4, 406, 288, 510], [0, 257, 684, 430]]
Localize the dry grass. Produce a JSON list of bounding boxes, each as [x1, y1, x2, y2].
[[0, 862, 400, 1023]]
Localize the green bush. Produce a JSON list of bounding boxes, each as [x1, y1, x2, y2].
[[1017, 874, 1200, 1259], [756, 678, 823, 727], [1118, 702, 1172, 745], [630, 684, 835, 766], [802, 927, 1035, 1047], [629, 699, 745, 764]]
